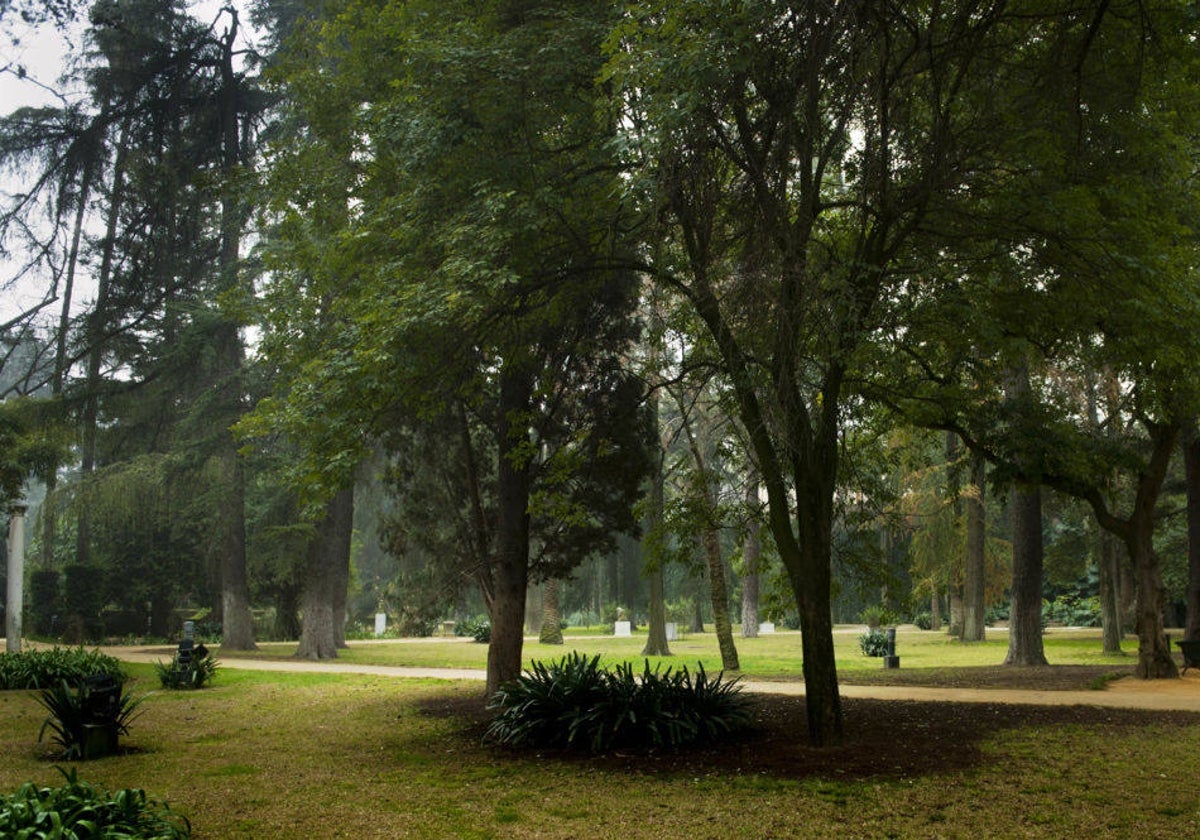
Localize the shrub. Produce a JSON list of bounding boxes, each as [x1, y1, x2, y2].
[[0, 766, 190, 838], [780, 614, 802, 631], [457, 617, 491, 643], [155, 646, 219, 690], [37, 677, 143, 760], [912, 611, 933, 630], [486, 652, 752, 752], [859, 628, 889, 657], [0, 647, 125, 691]]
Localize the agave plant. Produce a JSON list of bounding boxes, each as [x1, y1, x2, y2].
[[36, 677, 143, 760], [155, 646, 219, 690]]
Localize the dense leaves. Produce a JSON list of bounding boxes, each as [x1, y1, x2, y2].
[[0, 648, 124, 691], [0, 767, 190, 839], [486, 652, 751, 752]]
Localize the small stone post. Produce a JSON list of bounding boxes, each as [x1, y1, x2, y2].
[[6, 503, 27, 653]]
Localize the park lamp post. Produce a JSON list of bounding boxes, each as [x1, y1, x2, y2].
[[6, 502, 26, 654]]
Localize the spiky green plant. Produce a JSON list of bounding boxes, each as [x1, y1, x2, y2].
[[486, 652, 752, 752], [155, 651, 219, 690], [36, 678, 143, 760]]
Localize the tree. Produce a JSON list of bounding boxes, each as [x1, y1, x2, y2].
[[251, 0, 653, 693], [607, 0, 1025, 745]]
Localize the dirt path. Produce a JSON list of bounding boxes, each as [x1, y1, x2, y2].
[[88, 643, 1200, 713]]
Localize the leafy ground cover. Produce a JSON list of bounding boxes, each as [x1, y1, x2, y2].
[[1, 647, 1198, 838]]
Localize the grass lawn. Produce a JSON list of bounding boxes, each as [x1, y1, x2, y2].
[[223, 625, 1138, 687], [2, 628, 1192, 838]]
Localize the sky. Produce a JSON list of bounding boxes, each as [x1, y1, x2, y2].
[[0, 2, 253, 329]]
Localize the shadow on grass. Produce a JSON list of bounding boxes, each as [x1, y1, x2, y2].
[[416, 691, 1200, 783]]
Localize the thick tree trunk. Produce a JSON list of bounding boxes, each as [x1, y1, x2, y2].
[[1130, 531, 1177, 678], [741, 479, 761, 639], [1005, 480, 1047, 666], [485, 365, 533, 696], [216, 440, 256, 651], [929, 591, 941, 631], [296, 487, 353, 659], [962, 454, 986, 642], [539, 579, 563, 645], [1185, 429, 1200, 642]]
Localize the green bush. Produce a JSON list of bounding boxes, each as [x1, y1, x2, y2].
[[155, 647, 219, 690], [0, 766, 190, 838], [37, 677, 143, 760], [457, 617, 491, 643], [486, 652, 752, 752], [912, 611, 933, 630], [859, 628, 889, 657], [0, 647, 125, 691]]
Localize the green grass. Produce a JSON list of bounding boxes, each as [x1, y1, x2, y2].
[[2, 660, 1199, 839], [220, 625, 1134, 678]]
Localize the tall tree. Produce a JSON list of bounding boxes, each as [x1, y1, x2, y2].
[[251, 0, 653, 693], [608, 1, 1021, 745]]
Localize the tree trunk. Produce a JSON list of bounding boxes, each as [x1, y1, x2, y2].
[[949, 586, 964, 636], [1130, 531, 1176, 678], [741, 478, 761, 639], [642, 446, 671, 657], [1005, 480, 1048, 666], [539, 578, 563, 644], [962, 454, 986, 642], [212, 11, 256, 651], [296, 487, 353, 659], [703, 526, 740, 671], [485, 364, 533, 696], [1099, 526, 1124, 653], [1185, 428, 1200, 642]]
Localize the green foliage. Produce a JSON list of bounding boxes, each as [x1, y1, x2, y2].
[[456, 618, 491, 644], [859, 629, 889, 658], [0, 766, 190, 838], [858, 605, 896, 629], [36, 677, 143, 760], [155, 649, 218, 690], [0, 648, 124, 691], [912, 612, 934, 631], [486, 652, 751, 753], [1042, 597, 1101, 628]]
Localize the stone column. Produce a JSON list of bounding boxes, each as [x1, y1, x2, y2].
[[7, 503, 27, 653]]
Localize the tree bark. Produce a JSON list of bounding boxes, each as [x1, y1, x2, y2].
[[1099, 526, 1124, 653], [929, 590, 942, 632], [962, 453, 986, 642], [539, 578, 563, 645], [1185, 427, 1200, 642], [485, 363, 533, 696], [296, 487, 353, 659], [703, 527, 740, 671], [741, 478, 761, 639], [1005, 480, 1048, 666]]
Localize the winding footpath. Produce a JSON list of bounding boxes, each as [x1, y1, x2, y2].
[[89, 643, 1200, 713]]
